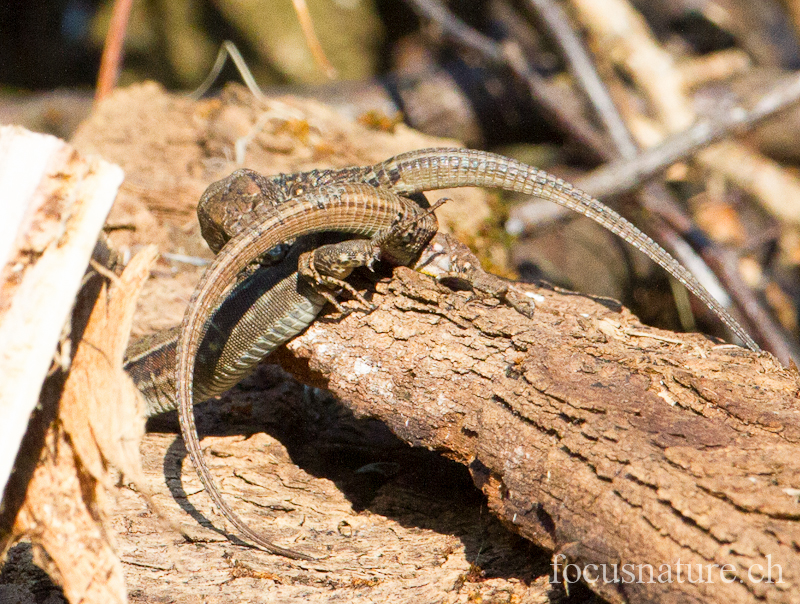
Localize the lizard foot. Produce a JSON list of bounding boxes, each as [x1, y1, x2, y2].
[[416, 233, 536, 318], [299, 242, 378, 312]]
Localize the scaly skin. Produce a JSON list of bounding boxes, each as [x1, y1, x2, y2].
[[176, 184, 440, 559], [127, 147, 758, 560], [157, 148, 756, 413], [201, 148, 757, 351]]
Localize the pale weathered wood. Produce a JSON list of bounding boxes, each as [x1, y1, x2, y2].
[[8, 247, 158, 604], [0, 126, 124, 499]]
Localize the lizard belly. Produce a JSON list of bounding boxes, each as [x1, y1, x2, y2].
[[197, 272, 325, 399]]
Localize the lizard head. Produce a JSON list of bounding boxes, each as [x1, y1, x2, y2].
[[197, 169, 281, 253]]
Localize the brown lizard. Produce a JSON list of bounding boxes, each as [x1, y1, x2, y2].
[[168, 148, 759, 559]]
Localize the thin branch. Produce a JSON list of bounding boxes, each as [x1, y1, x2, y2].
[[507, 0, 756, 348], [95, 0, 134, 102], [189, 41, 265, 101], [701, 246, 800, 362], [291, 0, 338, 80], [520, 0, 638, 158], [506, 0, 795, 359], [578, 70, 800, 199], [561, 0, 800, 362], [407, 0, 504, 62], [406, 0, 793, 359], [567, 0, 694, 132], [404, 0, 611, 162], [505, 63, 800, 355]]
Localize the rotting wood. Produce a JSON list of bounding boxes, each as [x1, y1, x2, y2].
[[57, 81, 800, 603]]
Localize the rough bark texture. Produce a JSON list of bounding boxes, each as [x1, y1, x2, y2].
[[0, 247, 158, 604], [0, 125, 124, 502], [276, 267, 800, 604]]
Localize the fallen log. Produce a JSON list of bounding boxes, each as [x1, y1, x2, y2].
[[276, 266, 800, 604]]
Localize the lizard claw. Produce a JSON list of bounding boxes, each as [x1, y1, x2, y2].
[[365, 248, 381, 272], [503, 289, 536, 318]]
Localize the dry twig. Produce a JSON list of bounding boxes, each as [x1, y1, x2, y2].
[[95, 0, 134, 102]]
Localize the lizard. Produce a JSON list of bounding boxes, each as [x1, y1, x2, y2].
[[126, 154, 521, 418], [164, 147, 760, 560], [176, 184, 446, 559]]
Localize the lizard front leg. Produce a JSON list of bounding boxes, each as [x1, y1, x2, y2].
[[297, 197, 449, 311], [297, 238, 380, 312]]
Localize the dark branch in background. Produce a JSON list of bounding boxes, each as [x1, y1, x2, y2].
[[703, 247, 797, 363], [577, 70, 800, 198], [95, 0, 134, 102], [502, 10, 800, 361], [291, 0, 338, 79], [408, 0, 799, 361], [408, 0, 741, 352], [502, 70, 800, 208], [512, 0, 744, 345], [404, 0, 611, 162], [404, 1, 746, 341], [520, 0, 639, 158]]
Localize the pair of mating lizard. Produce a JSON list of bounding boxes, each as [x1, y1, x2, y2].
[[125, 147, 759, 560]]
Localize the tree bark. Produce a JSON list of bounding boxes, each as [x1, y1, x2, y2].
[[276, 267, 800, 604]]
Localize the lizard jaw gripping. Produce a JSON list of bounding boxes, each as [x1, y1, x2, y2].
[[195, 148, 757, 351]]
